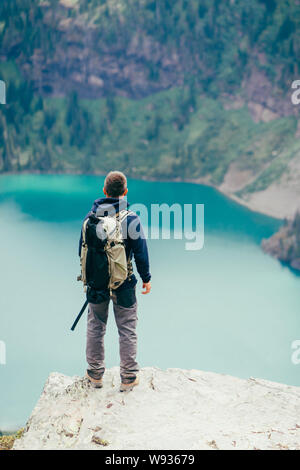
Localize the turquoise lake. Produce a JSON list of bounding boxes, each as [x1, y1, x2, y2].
[[0, 174, 300, 431]]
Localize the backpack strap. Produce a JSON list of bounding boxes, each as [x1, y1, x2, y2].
[[117, 210, 135, 279], [117, 209, 131, 223], [81, 218, 89, 250], [80, 218, 89, 288], [115, 210, 137, 280]]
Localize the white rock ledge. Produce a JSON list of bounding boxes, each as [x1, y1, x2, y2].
[[14, 367, 300, 450]]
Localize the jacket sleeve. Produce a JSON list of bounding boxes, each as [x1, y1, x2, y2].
[[128, 215, 151, 283]]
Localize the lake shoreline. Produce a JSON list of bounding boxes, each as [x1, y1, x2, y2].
[[0, 170, 284, 221]]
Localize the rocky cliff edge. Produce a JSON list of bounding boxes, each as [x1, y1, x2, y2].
[[13, 367, 300, 450]]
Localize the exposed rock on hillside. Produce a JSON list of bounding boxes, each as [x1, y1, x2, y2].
[[262, 212, 300, 271], [2, 0, 298, 115]]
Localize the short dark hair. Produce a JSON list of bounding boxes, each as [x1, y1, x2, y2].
[[104, 171, 127, 197]]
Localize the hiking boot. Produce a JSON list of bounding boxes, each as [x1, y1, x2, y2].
[[86, 371, 103, 389], [120, 376, 139, 392]]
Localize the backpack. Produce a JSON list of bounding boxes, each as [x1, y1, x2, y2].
[[78, 209, 132, 292]]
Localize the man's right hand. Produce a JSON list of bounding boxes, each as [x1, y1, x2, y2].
[[142, 282, 151, 295]]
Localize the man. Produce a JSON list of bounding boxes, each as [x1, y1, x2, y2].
[[79, 171, 151, 392]]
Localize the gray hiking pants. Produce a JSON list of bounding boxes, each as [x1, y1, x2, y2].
[[86, 287, 139, 383]]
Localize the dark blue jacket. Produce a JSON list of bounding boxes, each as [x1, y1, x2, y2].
[[79, 197, 151, 292]]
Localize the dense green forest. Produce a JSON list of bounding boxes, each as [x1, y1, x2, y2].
[[0, 0, 299, 195]]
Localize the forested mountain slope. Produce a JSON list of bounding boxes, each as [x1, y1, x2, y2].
[[0, 0, 300, 217]]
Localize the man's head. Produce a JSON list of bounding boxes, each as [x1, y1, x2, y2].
[[103, 171, 128, 198]]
